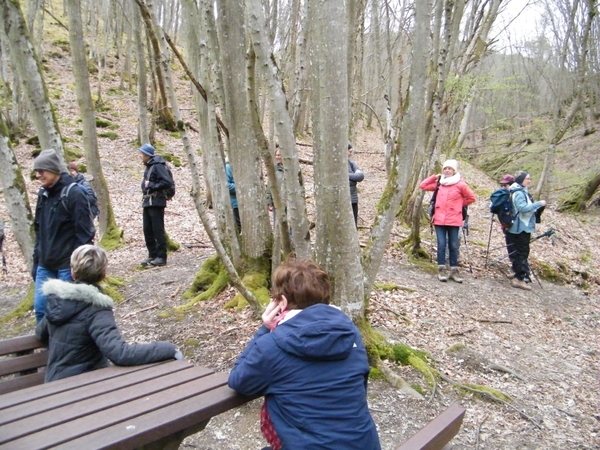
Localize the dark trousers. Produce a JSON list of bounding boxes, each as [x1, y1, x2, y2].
[[506, 231, 531, 280], [352, 202, 358, 227], [233, 207, 241, 232], [143, 206, 166, 260], [503, 228, 517, 266]]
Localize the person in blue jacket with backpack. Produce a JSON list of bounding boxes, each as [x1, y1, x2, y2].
[[32, 149, 95, 322], [506, 171, 546, 290], [228, 258, 381, 450]]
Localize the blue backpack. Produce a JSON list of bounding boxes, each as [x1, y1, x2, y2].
[[489, 188, 517, 227]]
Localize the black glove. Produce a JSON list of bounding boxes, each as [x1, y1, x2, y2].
[[535, 205, 545, 224], [31, 263, 38, 282]]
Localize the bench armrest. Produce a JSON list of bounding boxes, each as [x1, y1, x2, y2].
[[396, 402, 466, 450]]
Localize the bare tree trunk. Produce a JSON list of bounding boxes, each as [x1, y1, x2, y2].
[[1, 0, 65, 165], [246, 0, 311, 258], [215, 0, 271, 259], [181, 0, 241, 264], [66, 0, 120, 241], [134, 0, 176, 131], [308, 0, 365, 318], [0, 134, 34, 270], [133, 6, 150, 144]]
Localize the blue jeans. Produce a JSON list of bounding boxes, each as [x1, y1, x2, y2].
[[435, 225, 460, 267], [34, 266, 73, 322]]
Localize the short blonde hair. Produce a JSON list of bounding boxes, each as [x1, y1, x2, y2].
[[70, 245, 108, 283]]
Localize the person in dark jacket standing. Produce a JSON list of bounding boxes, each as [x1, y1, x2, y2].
[[33, 149, 95, 322], [139, 144, 170, 266], [348, 143, 364, 227], [228, 258, 381, 450], [35, 245, 181, 382], [68, 162, 99, 219]]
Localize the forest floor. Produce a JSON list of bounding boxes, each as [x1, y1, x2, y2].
[[0, 40, 599, 448]]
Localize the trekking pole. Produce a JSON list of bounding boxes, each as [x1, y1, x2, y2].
[[531, 228, 555, 242], [462, 215, 473, 274], [484, 216, 494, 268], [529, 265, 543, 289]]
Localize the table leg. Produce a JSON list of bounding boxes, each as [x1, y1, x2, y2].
[[138, 419, 210, 450]]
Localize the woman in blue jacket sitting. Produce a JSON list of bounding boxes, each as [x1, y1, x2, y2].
[[228, 258, 381, 450]]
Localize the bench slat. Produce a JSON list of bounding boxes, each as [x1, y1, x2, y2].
[[0, 351, 48, 378], [59, 384, 254, 450], [0, 363, 211, 433], [396, 403, 466, 450], [0, 336, 45, 356], [3, 371, 231, 449], [0, 372, 46, 396], [0, 360, 192, 411]]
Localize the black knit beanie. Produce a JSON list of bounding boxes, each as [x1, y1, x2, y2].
[[33, 149, 62, 174], [514, 171, 529, 185]]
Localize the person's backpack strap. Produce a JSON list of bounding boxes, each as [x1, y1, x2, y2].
[[60, 182, 78, 212]]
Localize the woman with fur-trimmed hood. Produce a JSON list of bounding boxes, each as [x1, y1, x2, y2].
[[35, 245, 181, 382]]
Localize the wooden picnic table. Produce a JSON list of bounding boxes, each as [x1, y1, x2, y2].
[[0, 359, 252, 450]]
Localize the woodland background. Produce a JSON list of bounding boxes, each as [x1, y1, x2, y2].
[[0, 0, 599, 448]]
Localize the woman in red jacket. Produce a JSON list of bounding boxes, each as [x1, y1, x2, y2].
[[420, 159, 476, 282]]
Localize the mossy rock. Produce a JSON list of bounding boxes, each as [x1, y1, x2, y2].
[[26, 136, 40, 147], [99, 224, 124, 251], [53, 39, 70, 52], [96, 118, 118, 129], [65, 146, 83, 161], [161, 153, 183, 168], [98, 132, 119, 140], [531, 260, 567, 285], [101, 278, 124, 304], [166, 233, 180, 253], [0, 285, 34, 324]]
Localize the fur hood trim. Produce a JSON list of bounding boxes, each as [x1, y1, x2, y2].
[[42, 279, 114, 308]]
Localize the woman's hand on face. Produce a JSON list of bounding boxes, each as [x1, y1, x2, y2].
[[262, 299, 282, 330]]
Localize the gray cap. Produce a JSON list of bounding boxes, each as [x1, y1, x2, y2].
[[33, 149, 62, 174]]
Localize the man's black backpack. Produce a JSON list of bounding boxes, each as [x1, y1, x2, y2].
[[490, 188, 516, 227], [149, 164, 176, 200]]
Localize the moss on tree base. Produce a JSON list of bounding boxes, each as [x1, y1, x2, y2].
[[177, 255, 229, 312]]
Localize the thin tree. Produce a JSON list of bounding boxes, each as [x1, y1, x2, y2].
[[0, 0, 66, 166], [65, 0, 122, 245]]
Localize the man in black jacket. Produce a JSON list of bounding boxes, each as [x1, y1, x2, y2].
[[139, 144, 171, 267], [33, 149, 95, 322]]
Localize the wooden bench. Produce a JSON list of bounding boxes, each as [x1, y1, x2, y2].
[[397, 402, 466, 450], [0, 335, 48, 395]]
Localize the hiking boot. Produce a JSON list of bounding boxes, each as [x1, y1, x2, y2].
[[438, 266, 448, 282], [150, 257, 167, 267], [511, 278, 532, 291], [449, 267, 463, 283], [140, 257, 154, 267]]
